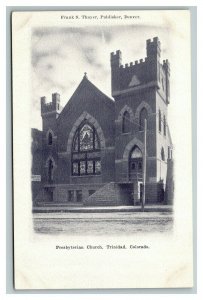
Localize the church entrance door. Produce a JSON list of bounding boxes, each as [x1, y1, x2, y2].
[[129, 146, 143, 182]]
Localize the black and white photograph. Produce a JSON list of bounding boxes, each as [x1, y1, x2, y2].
[[31, 21, 174, 236], [12, 10, 193, 289]]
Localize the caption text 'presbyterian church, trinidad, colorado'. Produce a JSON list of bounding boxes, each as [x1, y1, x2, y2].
[[31, 37, 174, 207]]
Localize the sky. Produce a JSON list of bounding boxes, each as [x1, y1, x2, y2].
[[31, 24, 173, 130]]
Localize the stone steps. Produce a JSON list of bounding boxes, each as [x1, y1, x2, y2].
[[84, 182, 119, 206]]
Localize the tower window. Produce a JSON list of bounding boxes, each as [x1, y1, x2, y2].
[[72, 122, 101, 176], [161, 147, 165, 161], [163, 115, 166, 136], [159, 110, 161, 132], [139, 108, 148, 131], [122, 111, 131, 133], [48, 132, 53, 145]]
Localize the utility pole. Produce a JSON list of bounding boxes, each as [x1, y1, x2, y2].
[[142, 118, 147, 212]]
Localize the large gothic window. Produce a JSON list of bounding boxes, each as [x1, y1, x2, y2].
[[139, 108, 148, 131], [122, 111, 131, 133], [72, 122, 101, 176]]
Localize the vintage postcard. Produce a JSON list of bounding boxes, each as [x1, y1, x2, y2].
[[12, 10, 193, 289]]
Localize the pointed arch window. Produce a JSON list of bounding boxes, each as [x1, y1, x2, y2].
[[163, 115, 166, 136], [139, 108, 148, 131], [122, 111, 131, 133], [161, 147, 165, 161], [159, 110, 162, 132], [72, 122, 101, 176]]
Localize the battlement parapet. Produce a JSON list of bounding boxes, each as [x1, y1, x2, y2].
[[110, 50, 122, 68], [163, 59, 170, 67], [147, 36, 159, 44], [146, 36, 161, 58], [110, 37, 169, 95], [119, 57, 147, 70], [110, 50, 122, 57], [41, 92, 61, 115], [113, 37, 161, 71]]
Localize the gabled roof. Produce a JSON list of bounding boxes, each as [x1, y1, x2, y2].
[[58, 75, 114, 121]]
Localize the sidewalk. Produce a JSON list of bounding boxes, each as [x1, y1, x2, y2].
[[32, 205, 173, 213]]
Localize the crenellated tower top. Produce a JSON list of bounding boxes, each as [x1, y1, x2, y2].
[[110, 37, 170, 103], [41, 92, 62, 117], [146, 37, 161, 60]]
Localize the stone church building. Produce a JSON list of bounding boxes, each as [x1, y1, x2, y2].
[[32, 37, 174, 206]]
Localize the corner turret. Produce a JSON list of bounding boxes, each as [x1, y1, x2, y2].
[[41, 92, 62, 117], [146, 37, 161, 61], [110, 50, 122, 93], [111, 50, 122, 67], [41, 92, 63, 133]]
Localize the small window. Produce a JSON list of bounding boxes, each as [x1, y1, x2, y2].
[[161, 147, 165, 161], [95, 160, 101, 174], [80, 161, 86, 175], [76, 190, 82, 202], [48, 132, 53, 145], [122, 111, 131, 133], [68, 190, 74, 202], [87, 160, 94, 174], [163, 115, 166, 136], [72, 162, 79, 175], [159, 110, 161, 132]]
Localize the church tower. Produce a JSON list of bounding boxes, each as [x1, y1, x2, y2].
[[40, 93, 63, 188], [111, 37, 173, 203]]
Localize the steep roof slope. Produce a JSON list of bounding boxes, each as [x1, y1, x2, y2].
[[58, 75, 114, 122]]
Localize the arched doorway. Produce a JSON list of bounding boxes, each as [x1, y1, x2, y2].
[[129, 146, 143, 204], [129, 146, 143, 182]]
